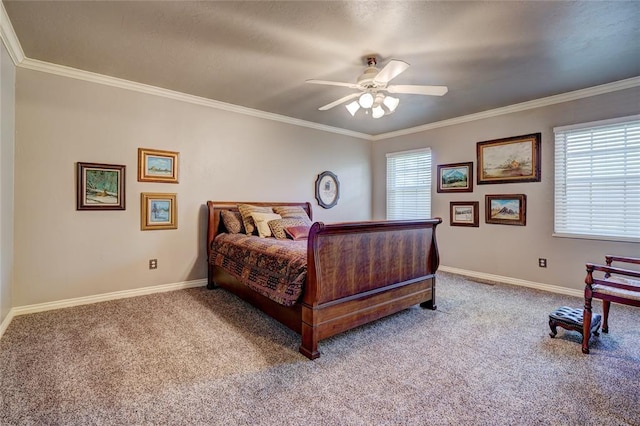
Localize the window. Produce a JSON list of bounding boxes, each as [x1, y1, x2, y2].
[[554, 115, 640, 242], [386, 148, 432, 220]]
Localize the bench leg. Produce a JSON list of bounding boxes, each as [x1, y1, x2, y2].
[[582, 301, 592, 354], [549, 319, 558, 338], [602, 300, 610, 333]]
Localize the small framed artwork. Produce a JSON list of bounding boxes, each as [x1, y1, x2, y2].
[[138, 148, 179, 183], [450, 201, 479, 227], [485, 194, 526, 226], [477, 133, 541, 184], [315, 171, 340, 209], [76, 162, 126, 210], [141, 193, 177, 230], [437, 162, 474, 193]]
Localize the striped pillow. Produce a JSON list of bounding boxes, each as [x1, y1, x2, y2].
[[272, 205, 311, 221], [237, 204, 273, 235]]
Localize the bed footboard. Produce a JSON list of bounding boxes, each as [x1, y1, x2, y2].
[[300, 219, 441, 359]]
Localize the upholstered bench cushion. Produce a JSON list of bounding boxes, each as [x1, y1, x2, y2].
[[549, 306, 601, 329]]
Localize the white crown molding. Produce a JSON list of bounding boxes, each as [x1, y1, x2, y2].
[[372, 76, 640, 141], [0, 1, 25, 65], [2, 5, 638, 143], [439, 265, 583, 298], [18, 57, 372, 141]]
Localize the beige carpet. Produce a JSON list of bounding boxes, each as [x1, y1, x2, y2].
[[1, 272, 638, 425]]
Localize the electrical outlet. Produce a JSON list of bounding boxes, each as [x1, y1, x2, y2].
[[538, 258, 547, 268], [149, 259, 158, 270]]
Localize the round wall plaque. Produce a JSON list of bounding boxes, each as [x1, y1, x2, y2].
[[315, 171, 340, 209]]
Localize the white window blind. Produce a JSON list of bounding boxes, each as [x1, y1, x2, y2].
[[554, 115, 640, 242], [386, 148, 432, 220]]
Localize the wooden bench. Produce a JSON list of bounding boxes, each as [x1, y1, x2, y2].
[[582, 255, 640, 354]]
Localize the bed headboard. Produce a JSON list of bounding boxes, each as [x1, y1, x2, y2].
[[206, 201, 313, 257]]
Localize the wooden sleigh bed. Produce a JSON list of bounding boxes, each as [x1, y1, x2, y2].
[[206, 201, 442, 359]]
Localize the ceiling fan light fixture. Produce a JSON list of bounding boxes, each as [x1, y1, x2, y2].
[[383, 95, 399, 113], [372, 105, 385, 119], [358, 92, 374, 109], [345, 101, 360, 116]]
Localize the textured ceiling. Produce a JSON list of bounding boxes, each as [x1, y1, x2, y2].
[[4, 1, 640, 136]]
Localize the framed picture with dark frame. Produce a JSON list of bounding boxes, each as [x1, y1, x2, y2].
[[485, 194, 526, 226], [450, 201, 479, 227], [477, 133, 541, 184], [138, 148, 179, 183], [140, 193, 177, 230], [437, 162, 474, 193], [76, 162, 126, 210]]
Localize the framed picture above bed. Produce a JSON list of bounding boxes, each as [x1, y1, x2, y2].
[[315, 171, 340, 209], [140, 193, 177, 230], [76, 162, 126, 211], [138, 148, 179, 183]]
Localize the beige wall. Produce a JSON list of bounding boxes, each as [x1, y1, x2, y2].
[[14, 69, 371, 307], [373, 87, 640, 291], [0, 42, 15, 323]]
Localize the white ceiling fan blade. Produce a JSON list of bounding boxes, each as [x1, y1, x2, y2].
[[318, 92, 361, 111], [373, 59, 409, 84], [306, 79, 359, 89], [386, 84, 448, 96]]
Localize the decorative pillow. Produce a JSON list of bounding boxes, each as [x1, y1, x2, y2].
[[268, 217, 312, 240], [237, 204, 273, 235], [220, 210, 245, 234], [250, 212, 282, 238], [272, 205, 311, 221], [285, 225, 311, 241]]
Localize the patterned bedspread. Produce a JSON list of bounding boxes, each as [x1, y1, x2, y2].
[[210, 234, 307, 306]]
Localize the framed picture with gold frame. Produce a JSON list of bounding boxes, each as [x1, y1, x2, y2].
[[138, 148, 179, 183], [477, 133, 541, 184], [140, 193, 177, 230]]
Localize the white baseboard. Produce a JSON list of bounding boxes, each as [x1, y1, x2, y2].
[[438, 266, 583, 298], [0, 278, 207, 339], [0, 309, 15, 339], [1, 269, 582, 340]]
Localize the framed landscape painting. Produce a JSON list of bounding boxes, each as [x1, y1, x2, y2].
[[138, 148, 179, 183], [437, 162, 473, 193], [76, 162, 126, 210], [485, 194, 526, 226], [477, 133, 541, 184], [450, 201, 479, 227], [140, 193, 177, 230]]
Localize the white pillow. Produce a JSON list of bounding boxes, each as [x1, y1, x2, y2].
[[250, 212, 282, 238]]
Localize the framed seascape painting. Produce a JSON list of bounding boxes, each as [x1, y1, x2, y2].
[[140, 193, 177, 230], [437, 162, 473, 193], [76, 162, 126, 210], [138, 148, 179, 183], [450, 201, 479, 227], [477, 133, 541, 184], [485, 194, 526, 226]]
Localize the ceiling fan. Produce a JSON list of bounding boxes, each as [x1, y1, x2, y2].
[[306, 56, 448, 118]]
